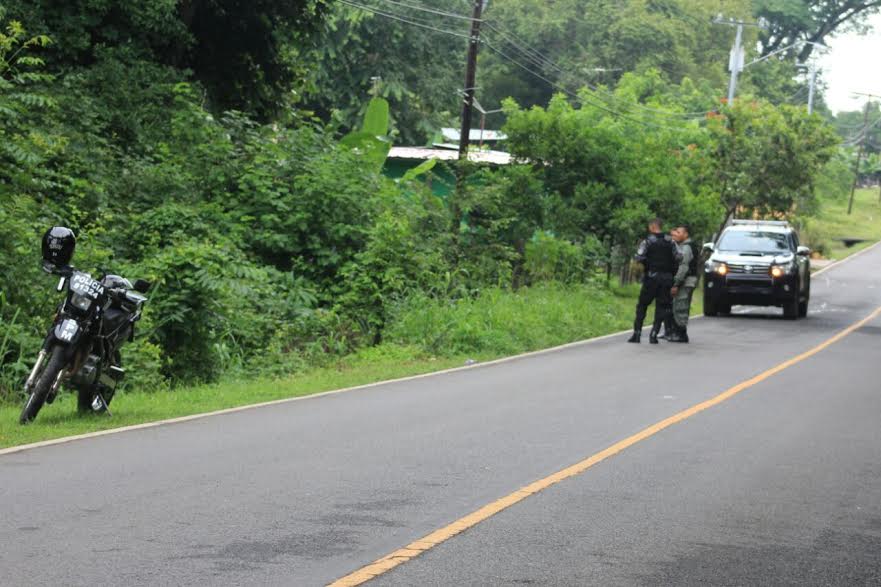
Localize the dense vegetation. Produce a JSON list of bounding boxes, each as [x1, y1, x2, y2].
[[0, 0, 875, 403]]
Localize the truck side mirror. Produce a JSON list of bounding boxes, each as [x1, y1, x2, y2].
[[702, 242, 715, 253], [796, 246, 811, 257]]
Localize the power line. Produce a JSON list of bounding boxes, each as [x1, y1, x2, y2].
[[482, 21, 712, 120], [346, 0, 716, 123], [371, 0, 480, 22], [339, 0, 472, 39], [480, 38, 703, 133]]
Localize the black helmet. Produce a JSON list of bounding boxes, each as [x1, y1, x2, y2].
[[41, 226, 76, 269]]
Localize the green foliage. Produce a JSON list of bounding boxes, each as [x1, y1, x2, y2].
[[340, 96, 392, 172], [386, 282, 635, 356], [502, 85, 717, 270], [816, 149, 857, 201], [4, 0, 330, 119], [303, 1, 463, 143], [708, 99, 839, 222], [0, 4, 857, 415], [755, 1, 881, 61], [525, 232, 595, 284]]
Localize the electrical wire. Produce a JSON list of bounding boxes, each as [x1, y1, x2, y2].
[[339, 0, 473, 39], [480, 38, 703, 133], [482, 21, 714, 120], [371, 0, 480, 22]]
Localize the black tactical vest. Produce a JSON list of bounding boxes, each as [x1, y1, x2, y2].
[[686, 241, 699, 277], [645, 233, 677, 274]]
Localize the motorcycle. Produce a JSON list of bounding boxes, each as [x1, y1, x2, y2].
[[20, 227, 151, 424]]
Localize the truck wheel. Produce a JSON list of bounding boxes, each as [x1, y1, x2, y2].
[[783, 295, 799, 320], [799, 277, 810, 318], [798, 299, 809, 317], [703, 292, 718, 317]]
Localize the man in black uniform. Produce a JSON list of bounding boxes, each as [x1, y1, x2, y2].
[[628, 218, 681, 344]]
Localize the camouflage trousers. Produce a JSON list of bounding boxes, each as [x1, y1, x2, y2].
[[673, 286, 695, 329]]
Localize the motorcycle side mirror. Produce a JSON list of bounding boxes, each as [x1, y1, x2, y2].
[[133, 279, 152, 293]]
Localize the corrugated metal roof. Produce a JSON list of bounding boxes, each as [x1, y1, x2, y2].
[[441, 128, 508, 142], [388, 147, 513, 165]]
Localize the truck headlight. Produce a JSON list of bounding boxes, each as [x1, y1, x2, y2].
[[770, 262, 794, 278], [706, 261, 728, 275]]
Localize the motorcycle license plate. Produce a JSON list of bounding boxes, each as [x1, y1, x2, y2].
[[57, 319, 80, 342]]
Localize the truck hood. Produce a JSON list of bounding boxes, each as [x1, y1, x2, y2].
[[710, 251, 794, 265]]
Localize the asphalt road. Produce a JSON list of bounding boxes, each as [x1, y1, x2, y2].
[[2, 245, 881, 587]]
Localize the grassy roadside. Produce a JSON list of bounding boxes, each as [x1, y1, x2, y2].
[[807, 188, 881, 261], [0, 195, 868, 450], [0, 283, 644, 448]]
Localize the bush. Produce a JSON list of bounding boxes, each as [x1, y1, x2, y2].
[[386, 282, 634, 357]]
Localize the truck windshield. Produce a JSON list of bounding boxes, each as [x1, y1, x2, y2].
[[717, 231, 790, 253]]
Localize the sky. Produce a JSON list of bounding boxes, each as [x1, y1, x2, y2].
[[817, 12, 881, 114]]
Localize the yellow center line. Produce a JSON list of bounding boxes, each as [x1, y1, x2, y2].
[[328, 305, 881, 587]]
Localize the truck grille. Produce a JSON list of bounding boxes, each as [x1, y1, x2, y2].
[[727, 262, 770, 275]]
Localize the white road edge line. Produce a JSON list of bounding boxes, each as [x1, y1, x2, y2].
[[2, 240, 877, 457]]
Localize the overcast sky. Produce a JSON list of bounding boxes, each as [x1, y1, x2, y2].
[[817, 12, 881, 114]]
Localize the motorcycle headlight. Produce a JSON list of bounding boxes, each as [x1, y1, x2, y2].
[[70, 292, 93, 311]]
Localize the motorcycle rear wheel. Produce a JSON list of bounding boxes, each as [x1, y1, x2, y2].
[[20, 347, 67, 424]]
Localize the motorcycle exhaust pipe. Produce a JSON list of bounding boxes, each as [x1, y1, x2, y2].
[[24, 350, 48, 392]]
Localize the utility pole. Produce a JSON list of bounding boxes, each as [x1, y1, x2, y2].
[[726, 23, 744, 104], [848, 93, 881, 214], [451, 0, 486, 241], [457, 0, 486, 161], [806, 61, 817, 115], [714, 17, 757, 104], [797, 61, 819, 114]]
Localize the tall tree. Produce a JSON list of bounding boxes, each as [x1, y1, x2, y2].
[[4, 0, 329, 118], [755, 0, 881, 61]]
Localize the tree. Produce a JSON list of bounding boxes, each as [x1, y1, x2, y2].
[[755, 0, 881, 61], [303, 1, 465, 144], [502, 78, 718, 273], [476, 0, 752, 113], [708, 98, 840, 227], [4, 0, 330, 118]]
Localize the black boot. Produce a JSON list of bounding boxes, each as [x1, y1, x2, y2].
[[667, 328, 682, 342], [659, 315, 674, 340], [649, 330, 659, 344], [627, 331, 641, 343], [677, 328, 689, 343]]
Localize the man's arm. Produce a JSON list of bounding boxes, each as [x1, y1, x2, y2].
[[634, 239, 648, 265], [673, 243, 691, 287]]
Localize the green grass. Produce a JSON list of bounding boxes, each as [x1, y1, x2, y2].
[[808, 188, 881, 261], [0, 282, 652, 449]]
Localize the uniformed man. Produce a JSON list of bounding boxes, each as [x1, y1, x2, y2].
[[628, 218, 681, 344], [668, 223, 698, 343]]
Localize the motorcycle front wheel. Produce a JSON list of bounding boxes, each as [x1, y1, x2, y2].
[[20, 347, 67, 424]]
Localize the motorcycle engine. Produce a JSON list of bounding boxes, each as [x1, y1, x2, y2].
[[70, 354, 100, 388]]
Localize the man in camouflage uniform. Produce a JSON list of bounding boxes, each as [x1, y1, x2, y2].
[[668, 224, 698, 343]]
